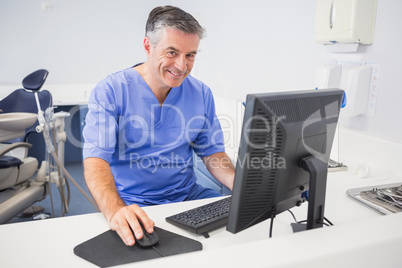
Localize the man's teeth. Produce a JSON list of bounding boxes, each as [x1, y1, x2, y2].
[[169, 70, 181, 76]]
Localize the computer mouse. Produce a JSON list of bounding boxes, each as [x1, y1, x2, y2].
[[134, 222, 159, 248]]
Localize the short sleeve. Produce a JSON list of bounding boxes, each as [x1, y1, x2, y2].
[[192, 86, 225, 157], [82, 81, 119, 163]]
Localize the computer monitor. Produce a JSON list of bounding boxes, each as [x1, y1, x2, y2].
[[226, 88, 344, 234]]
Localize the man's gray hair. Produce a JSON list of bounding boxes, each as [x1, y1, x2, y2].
[[145, 6, 206, 46]]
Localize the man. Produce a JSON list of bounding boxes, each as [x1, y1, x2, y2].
[[83, 5, 234, 246]]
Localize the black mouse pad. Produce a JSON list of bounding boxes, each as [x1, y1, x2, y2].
[[74, 226, 202, 267]]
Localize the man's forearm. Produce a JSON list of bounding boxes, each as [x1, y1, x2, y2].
[[84, 157, 154, 246], [202, 152, 235, 190], [83, 157, 126, 222]]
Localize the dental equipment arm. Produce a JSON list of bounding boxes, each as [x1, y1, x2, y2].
[[36, 113, 100, 212]]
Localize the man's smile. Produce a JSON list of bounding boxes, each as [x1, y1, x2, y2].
[[167, 70, 184, 77]]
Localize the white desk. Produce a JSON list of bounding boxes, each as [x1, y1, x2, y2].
[[1, 171, 401, 268]]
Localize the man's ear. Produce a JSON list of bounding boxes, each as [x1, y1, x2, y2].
[[143, 37, 152, 56]]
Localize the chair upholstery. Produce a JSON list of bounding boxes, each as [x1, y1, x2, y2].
[[0, 70, 52, 188], [0, 69, 52, 141], [0, 89, 52, 139]]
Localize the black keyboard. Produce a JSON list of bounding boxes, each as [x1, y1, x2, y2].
[[165, 196, 231, 238]]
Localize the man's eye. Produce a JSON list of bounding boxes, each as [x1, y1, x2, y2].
[[187, 54, 195, 60], [167, 51, 176, 56]]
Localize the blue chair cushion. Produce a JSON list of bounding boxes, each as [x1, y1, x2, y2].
[[0, 155, 22, 169], [22, 69, 49, 92]]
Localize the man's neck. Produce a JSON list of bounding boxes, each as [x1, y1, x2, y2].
[[134, 63, 171, 105]]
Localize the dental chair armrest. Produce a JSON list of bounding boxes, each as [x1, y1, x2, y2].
[[0, 142, 32, 157]]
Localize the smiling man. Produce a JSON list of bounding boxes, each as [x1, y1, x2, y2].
[[82, 6, 234, 247]]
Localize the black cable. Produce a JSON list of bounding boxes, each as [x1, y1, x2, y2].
[[319, 221, 330, 227], [287, 209, 298, 223], [269, 208, 277, 238], [324, 216, 334, 226], [269, 217, 274, 238], [287, 209, 307, 224], [315, 217, 335, 227], [288, 209, 334, 227]]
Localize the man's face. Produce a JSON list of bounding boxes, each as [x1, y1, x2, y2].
[[146, 27, 200, 90]]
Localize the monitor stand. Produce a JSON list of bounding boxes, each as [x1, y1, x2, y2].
[[291, 155, 328, 232]]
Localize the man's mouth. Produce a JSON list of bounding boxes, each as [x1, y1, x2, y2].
[[168, 70, 184, 77]]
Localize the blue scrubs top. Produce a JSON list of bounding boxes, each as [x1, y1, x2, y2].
[[82, 67, 225, 206]]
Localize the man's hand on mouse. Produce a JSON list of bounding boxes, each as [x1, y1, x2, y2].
[[108, 204, 155, 246]]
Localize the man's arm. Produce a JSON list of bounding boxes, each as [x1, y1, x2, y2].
[[83, 157, 154, 246], [202, 152, 235, 191]]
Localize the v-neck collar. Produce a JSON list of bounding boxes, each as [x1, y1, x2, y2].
[[129, 67, 180, 128], [130, 67, 177, 107]]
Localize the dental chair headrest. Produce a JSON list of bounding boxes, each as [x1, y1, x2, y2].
[[22, 69, 49, 92]]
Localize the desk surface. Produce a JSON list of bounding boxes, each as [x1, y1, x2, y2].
[[1, 171, 402, 268]]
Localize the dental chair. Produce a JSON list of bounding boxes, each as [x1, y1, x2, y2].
[[0, 70, 99, 224], [0, 69, 52, 224]]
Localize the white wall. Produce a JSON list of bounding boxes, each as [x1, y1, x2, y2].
[[0, 0, 165, 84], [1, 0, 401, 143]]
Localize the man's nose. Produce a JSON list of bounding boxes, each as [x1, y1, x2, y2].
[[175, 55, 187, 72]]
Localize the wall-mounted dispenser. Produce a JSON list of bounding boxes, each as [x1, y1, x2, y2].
[[315, 64, 342, 89], [314, 0, 378, 45], [340, 65, 372, 117]]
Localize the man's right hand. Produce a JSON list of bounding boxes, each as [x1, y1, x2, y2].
[[83, 158, 155, 247], [108, 204, 155, 246]]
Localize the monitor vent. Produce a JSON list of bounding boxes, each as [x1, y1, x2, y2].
[[263, 95, 341, 123], [238, 105, 284, 229]]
